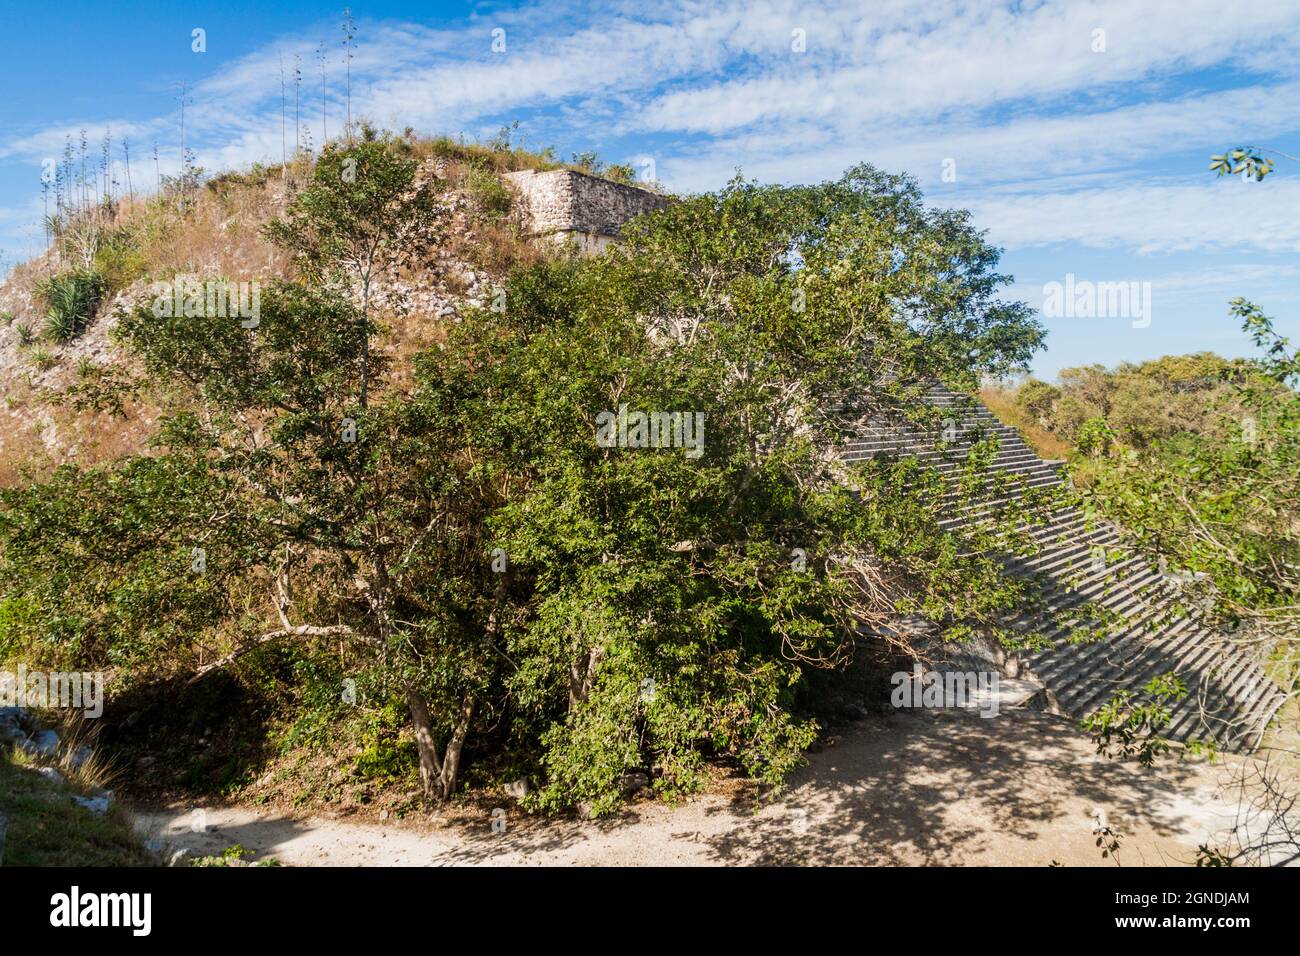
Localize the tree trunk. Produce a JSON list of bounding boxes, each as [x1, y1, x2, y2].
[[439, 695, 474, 800], [568, 646, 605, 709], [406, 688, 475, 801], [406, 687, 444, 798]]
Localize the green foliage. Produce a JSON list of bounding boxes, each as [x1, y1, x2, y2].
[[484, 121, 519, 153], [1195, 844, 1234, 867], [92, 227, 148, 291], [1082, 673, 1187, 766], [190, 843, 277, 866], [569, 150, 602, 173], [0, 751, 152, 866], [1080, 303, 1299, 665], [264, 131, 444, 289], [464, 165, 512, 219], [1006, 352, 1265, 460], [1209, 148, 1275, 181], [1074, 417, 1114, 457], [0, 153, 1065, 813], [25, 346, 54, 370], [34, 268, 107, 343], [1014, 377, 1059, 423], [353, 738, 418, 781], [604, 163, 636, 185], [423, 167, 1057, 809]]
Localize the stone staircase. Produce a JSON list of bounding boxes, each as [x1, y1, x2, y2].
[[844, 385, 1287, 752]]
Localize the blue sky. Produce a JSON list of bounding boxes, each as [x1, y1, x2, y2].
[[2, 0, 1299, 379]]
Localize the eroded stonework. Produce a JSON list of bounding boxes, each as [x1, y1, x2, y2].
[[505, 169, 670, 253]]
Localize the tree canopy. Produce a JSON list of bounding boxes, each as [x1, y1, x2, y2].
[[0, 149, 1060, 810]]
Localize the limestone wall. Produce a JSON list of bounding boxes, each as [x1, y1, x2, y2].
[[504, 169, 670, 250]]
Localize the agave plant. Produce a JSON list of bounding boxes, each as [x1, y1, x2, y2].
[[34, 268, 106, 343]]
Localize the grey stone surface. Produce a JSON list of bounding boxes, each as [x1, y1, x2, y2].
[[72, 794, 110, 815], [505, 169, 669, 252], [847, 384, 1287, 752], [69, 745, 93, 770], [21, 728, 59, 757]]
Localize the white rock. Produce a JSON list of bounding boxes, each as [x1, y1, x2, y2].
[[167, 848, 192, 867], [38, 767, 65, 785], [22, 729, 59, 757], [72, 795, 110, 815], [69, 745, 93, 770]]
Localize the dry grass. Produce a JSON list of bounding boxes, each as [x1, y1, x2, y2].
[[0, 133, 570, 486], [130, 185, 290, 283], [448, 216, 546, 277], [1, 723, 151, 866], [980, 384, 1074, 460]]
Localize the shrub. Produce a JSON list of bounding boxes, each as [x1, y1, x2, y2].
[[1014, 377, 1058, 425], [92, 228, 147, 291], [464, 166, 512, 219], [1075, 417, 1115, 457], [604, 163, 636, 184], [35, 268, 107, 343]]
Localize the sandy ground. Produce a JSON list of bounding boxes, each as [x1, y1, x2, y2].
[[134, 709, 1272, 866]]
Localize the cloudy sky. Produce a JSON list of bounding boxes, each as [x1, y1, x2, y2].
[[2, 0, 1298, 378]]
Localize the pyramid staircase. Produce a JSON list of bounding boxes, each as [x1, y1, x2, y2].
[[843, 385, 1287, 752]]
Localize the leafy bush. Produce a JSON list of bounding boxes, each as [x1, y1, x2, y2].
[[34, 268, 107, 343], [464, 166, 512, 219], [1014, 377, 1058, 424], [604, 163, 637, 184], [92, 228, 147, 291], [1074, 417, 1115, 457]]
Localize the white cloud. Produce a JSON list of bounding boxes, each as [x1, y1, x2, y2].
[[5, 0, 1300, 265], [966, 178, 1300, 254]]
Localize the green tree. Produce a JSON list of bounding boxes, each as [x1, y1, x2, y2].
[[0, 159, 1066, 812], [264, 126, 443, 406], [420, 168, 1059, 809]]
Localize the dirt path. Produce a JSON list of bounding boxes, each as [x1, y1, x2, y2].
[[133, 709, 1269, 866]]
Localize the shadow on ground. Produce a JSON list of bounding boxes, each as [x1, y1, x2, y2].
[[137, 707, 1237, 866]]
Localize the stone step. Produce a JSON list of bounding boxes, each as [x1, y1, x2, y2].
[[846, 386, 1285, 752]]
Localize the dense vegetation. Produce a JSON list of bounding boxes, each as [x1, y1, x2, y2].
[[0, 133, 1073, 812], [991, 314, 1300, 698]]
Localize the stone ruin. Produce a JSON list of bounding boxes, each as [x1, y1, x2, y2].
[[505, 168, 670, 254]]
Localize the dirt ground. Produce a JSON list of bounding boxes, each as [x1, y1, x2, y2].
[[134, 708, 1276, 866]]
